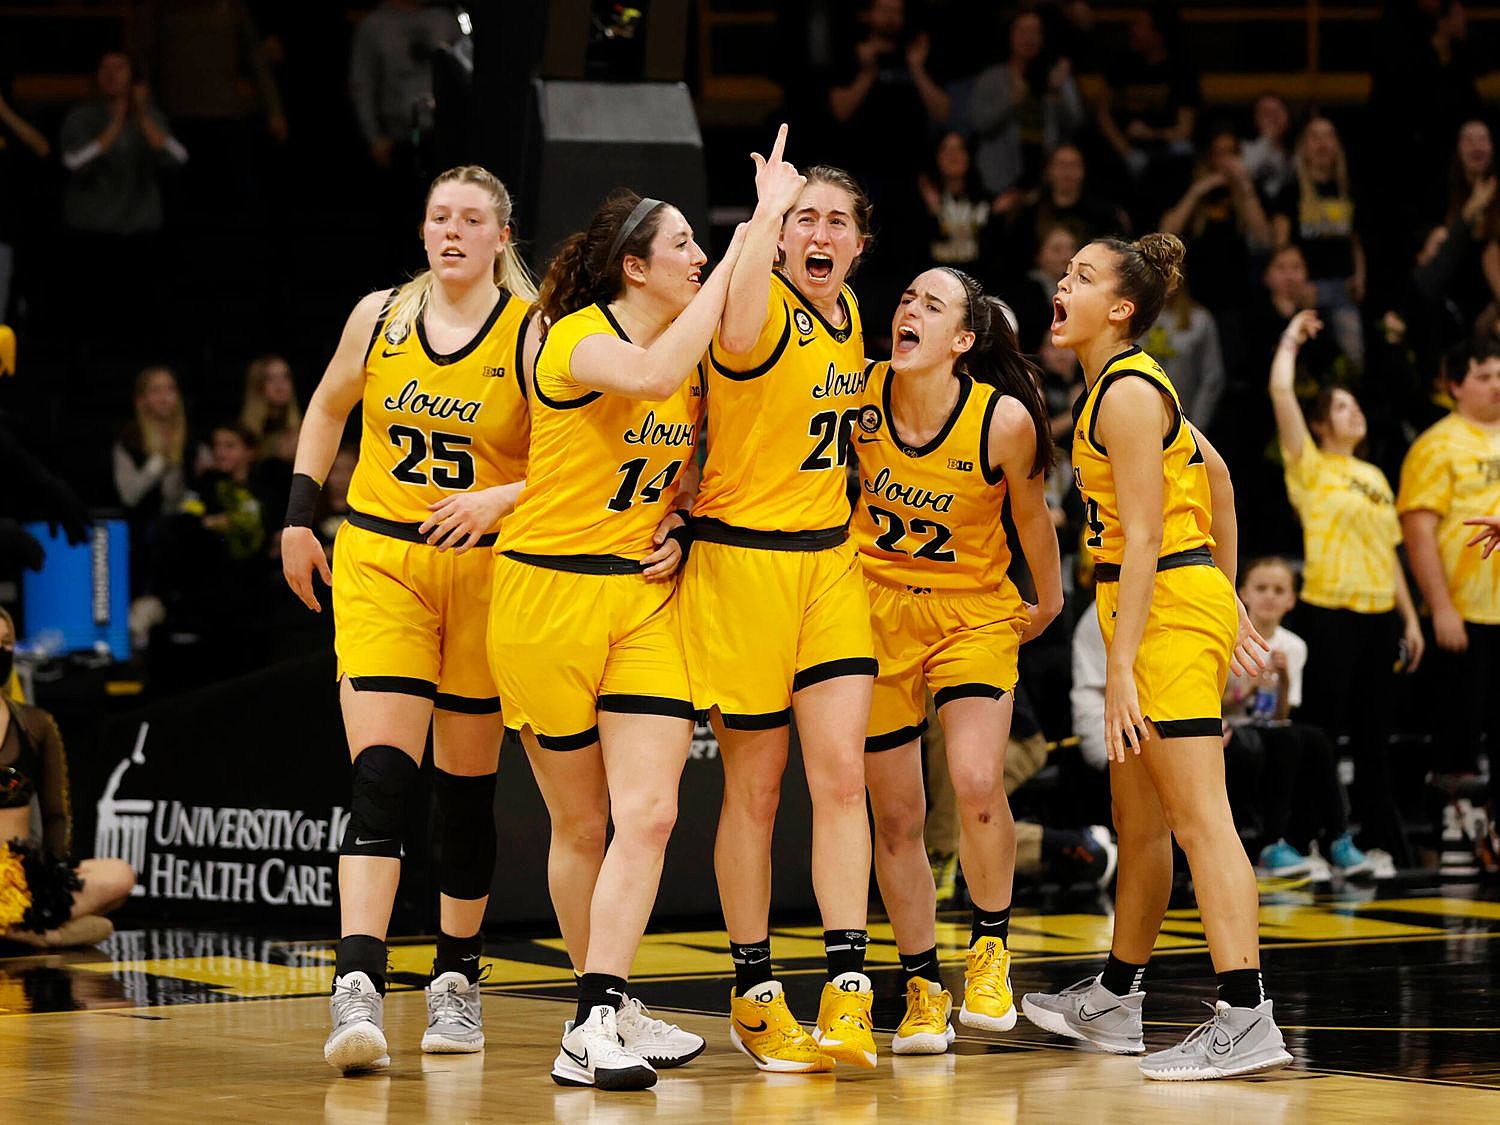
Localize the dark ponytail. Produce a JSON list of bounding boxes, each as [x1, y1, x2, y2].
[[1093, 231, 1185, 337], [536, 190, 669, 334], [942, 267, 1054, 478]]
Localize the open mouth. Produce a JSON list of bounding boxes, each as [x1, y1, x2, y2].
[[441, 247, 466, 259], [894, 324, 920, 354], [806, 253, 834, 282], [1050, 297, 1068, 332], [687, 270, 701, 285]]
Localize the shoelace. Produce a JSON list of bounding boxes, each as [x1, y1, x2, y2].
[[429, 986, 478, 1027], [907, 986, 945, 1030], [1168, 1001, 1226, 1053], [966, 949, 1010, 1001], [618, 996, 679, 1037], [334, 983, 381, 1024]]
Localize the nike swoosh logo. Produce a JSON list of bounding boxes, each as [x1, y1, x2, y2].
[[1212, 1020, 1260, 1054], [856, 435, 880, 443], [382, 348, 405, 358], [797, 336, 815, 347], [355, 837, 392, 846], [561, 1044, 588, 1067], [979, 920, 1004, 927], [736, 1019, 769, 1034], [1078, 1005, 1119, 1022]]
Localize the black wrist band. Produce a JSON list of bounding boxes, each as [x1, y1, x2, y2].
[[284, 472, 322, 528], [665, 515, 694, 564]]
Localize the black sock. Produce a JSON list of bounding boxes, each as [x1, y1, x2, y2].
[[1100, 953, 1147, 996], [823, 929, 868, 980], [575, 971, 627, 1026], [970, 905, 1011, 948], [899, 946, 940, 990], [1217, 968, 1265, 1009], [335, 934, 388, 994], [730, 938, 772, 996], [433, 929, 484, 983]]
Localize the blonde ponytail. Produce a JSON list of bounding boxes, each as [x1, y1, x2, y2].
[[383, 165, 537, 344]]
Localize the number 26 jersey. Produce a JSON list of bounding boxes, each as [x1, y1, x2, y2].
[[346, 288, 531, 524]]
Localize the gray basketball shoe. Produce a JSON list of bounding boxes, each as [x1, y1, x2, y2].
[[1020, 975, 1145, 1054], [421, 971, 485, 1053], [325, 971, 390, 1072], [1138, 999, 1293, 1081]]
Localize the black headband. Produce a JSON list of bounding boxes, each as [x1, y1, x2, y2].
[[606, 197, 665, 270]]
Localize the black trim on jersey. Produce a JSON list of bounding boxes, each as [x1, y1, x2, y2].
[[348, 507, 499, 548], [598, 694, 697, 721], [435, 692, 502, 715], [529, 725, 601, 752], [1092, 546, 1214, 583], [934, 682, 1008, 709], [882, 369, 972, 459], [1151, 717, 1223, 739], [502, 549, 644, 575], [530, 349, 603, 411], [514, 309, 531, 400], [364, 288, 402, 365], [719, 708, 791, 731], [692, 518, 847, 552], [1085, 350, 1179, 457], [709, 308, 791, 382], [865, 720, 928, 753], [776, 272, 855, 344], [597, 301, 633, 343], [979, 388, 1005, 486], [348, 675, 437, 700], [793, 657, 879, 692], [417, 289, 511, 367]]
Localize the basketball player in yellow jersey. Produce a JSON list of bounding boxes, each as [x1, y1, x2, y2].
[[680, 127, 878, 1072], [489, 192, 749, 1092], [1269, 308, 1422, 866], [853, 268, 1061, 1056], [281, 166, 537, 1073], [1021, 234, 1293, 1081]]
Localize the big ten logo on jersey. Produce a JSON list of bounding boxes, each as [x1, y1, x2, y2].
[[947, 458, 974, 472], [481, 364, 506, 379]]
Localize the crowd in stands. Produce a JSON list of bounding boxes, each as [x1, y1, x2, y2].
[[0, 0, 1496, 884]]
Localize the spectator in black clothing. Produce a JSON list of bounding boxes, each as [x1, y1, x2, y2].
[[1094, 5, 1200, 218], [999, 144, 1129, 285], [1005, 221, 1077, 353], [1161, 127, 1273, 320], [1415, 120, 1500, 335], [0, 84, 49, 322], [1274, 115, 1367, 369], [239, 353, 302, 465], [113, 366, 197, 598], [1242, 93, 1295, 204], [919, 131, 996, 275]]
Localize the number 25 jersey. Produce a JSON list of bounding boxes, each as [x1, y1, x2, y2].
[[345, 288, 531, 524], [498, 303, 705, 559]]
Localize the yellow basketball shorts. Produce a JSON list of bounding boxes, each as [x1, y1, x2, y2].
[[866, 578, 1028, 751], [679, 538, 876, 729], [488, 554, 694, 751], [1094, 561, 1236, 737], [331, 519, 499, 712]]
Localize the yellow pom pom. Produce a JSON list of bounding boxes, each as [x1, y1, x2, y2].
[[0, 845, 32, 930]]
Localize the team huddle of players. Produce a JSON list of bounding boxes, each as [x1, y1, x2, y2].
[[283, 124, 1303, 1089]]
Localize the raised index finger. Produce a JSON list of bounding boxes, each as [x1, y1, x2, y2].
[[769, 122, 788, 164]]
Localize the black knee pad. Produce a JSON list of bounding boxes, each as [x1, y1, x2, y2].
[[434, 768, 497, 900], [341, 744, 420, 859]]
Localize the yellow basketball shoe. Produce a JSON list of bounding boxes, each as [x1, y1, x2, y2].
[[812, 972, 878, 1069], [891, 977, 956, 1055], [960, 935, 1017, 1031], [730, 981, 835, 1073]]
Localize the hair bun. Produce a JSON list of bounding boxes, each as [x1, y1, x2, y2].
[[1136, 232, 1185, 296]]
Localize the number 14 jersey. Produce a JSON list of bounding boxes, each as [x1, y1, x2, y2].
[[852, 362, 1013, 594], [347, 287, 531, 525]]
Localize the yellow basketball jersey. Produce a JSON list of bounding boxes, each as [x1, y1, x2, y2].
[[694, 271, 867, 533], [345, 288, 531, 525], [852, 362, 1012, 593], [499, 303, 704, 560], [1397, 412, 1500, 624], [1071, 347, 1214, 567]]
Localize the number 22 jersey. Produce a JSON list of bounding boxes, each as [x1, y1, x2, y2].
[[345, 288, 531, 525]]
